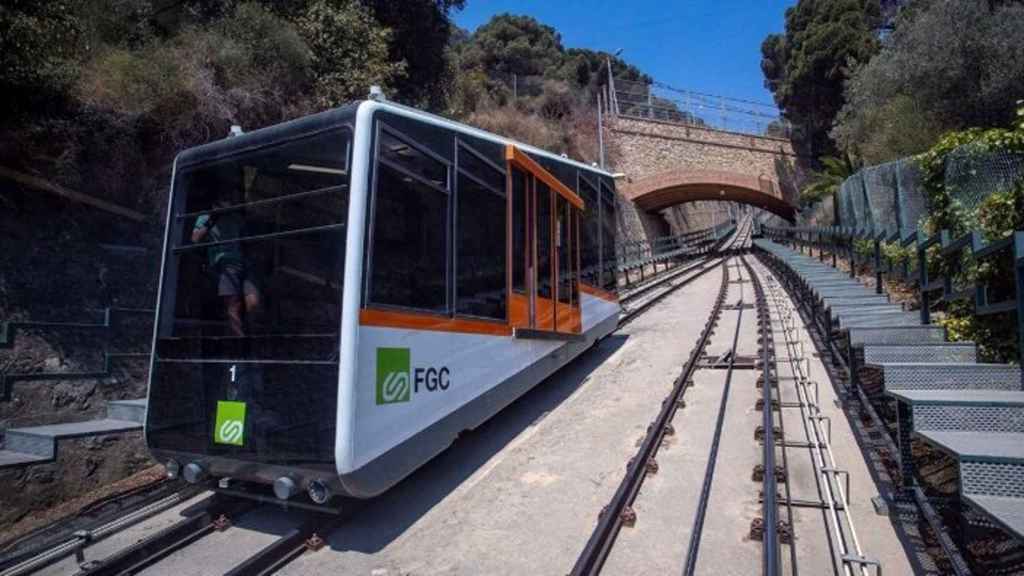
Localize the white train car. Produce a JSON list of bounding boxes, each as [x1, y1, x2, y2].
[[146, 99, 620, 504]]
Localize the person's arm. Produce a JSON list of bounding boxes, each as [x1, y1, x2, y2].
[[192, 214, 211, 243]]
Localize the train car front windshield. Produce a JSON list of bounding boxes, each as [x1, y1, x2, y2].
[[147, 124, 351, 469]]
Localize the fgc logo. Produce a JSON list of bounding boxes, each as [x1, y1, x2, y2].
[[214, 400, 246, 446], [376, 347, 451, 405]]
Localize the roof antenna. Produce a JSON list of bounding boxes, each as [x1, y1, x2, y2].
[[368, 86, 386, 102], [228, 125, 244, 138]]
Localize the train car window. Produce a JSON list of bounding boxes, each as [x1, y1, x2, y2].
[[161, 129, 349, 346], [367, 124, 450, 313], [557, 196, 572, 305], [537, 181, 553, 301], [375, 111, 455, 163], [150, 124, 350, 467], [455, 141, 507, 320], [578, 173, 601, 288], [511, 169, 527, 294], [600, 179, 618, 292]]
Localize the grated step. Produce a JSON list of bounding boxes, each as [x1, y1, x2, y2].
[[863, 343, 976, 364], [838, 314, 922, 329], [847, 326, 947, 346], [869, 363, 1022, 392], [963, 495, 1024, 539], [891, 390, 1024, 433]]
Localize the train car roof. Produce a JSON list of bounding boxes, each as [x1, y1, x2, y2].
[[173, 100, 615, 180]]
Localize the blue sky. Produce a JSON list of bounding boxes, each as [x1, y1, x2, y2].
[[453, 0, 794, 111]]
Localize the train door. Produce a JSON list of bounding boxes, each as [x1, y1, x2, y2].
[[506, 145, 583, 335]]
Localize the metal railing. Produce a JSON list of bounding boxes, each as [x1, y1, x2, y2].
[[616, 221, 736, 287], [763, 224, 1024, 365]]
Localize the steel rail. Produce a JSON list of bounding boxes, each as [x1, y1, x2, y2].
[[757, 271, 800, 576], [74, 496, 258, 576], [617, 217, 752, 328], [222, 502, 359, 576], [743, 256, 782, 576], [681, 257, 748, 575], [569, 258, 732, 576]]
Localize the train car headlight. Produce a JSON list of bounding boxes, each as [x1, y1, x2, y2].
[[165, 459, 181, 480], [273, 476, 299, 500], [183, 462, 206, 484], [307, 479, 331, 505]]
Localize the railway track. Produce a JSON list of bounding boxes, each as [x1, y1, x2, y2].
[[572, 252, 885, 576], [617, 217, 753, 327], [5, 221, 755, 576], [572, 253, 789, 575]]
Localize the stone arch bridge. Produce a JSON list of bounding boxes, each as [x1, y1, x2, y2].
[[608, 115, 805, 239]]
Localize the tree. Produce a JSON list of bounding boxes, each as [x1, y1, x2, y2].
[[298, 0, 404, 108], [361, 0, 464, 109], [0, 1, 85, 120], [800, 154, 857, 204], [760, 0, 881, 158], [832, 0, 1024, 164], [458, 14, 565, 80]]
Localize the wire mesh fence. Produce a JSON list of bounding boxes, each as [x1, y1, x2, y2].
[[800, 146, 1023, 238], [944, 145, 1024, 216]]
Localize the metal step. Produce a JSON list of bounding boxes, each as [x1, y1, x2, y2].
[[815, 287, 882, 298], [3, 419, 142, 459], [829, 305, 905, 319], [0, 449, 49, 468], [863, 343, 976, 364], [847, 326, 948, 346], [867, 363, 1023, 392], [822, 296, 891, 308], [963, 494, 1024, 539], [917, 430, 1024, 500], [890, 390, 1024, 433], [107, 398, 148, 424], [838, 314, 922, 329]]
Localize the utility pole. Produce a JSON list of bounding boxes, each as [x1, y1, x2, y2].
[[597, 90, 605, 169]]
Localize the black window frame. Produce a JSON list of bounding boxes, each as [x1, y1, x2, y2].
[[453, 138, 509, 322], [364, 120, 453, 315], [578, 171, 602, 288]]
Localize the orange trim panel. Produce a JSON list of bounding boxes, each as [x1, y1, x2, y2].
[[505, 145, 585, 210], [580, 282, 619, 303], [360, 308, 513, 336]]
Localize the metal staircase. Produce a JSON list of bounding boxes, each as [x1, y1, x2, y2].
[[755, 238, 1024, 543], [0, 308, 151, 470]]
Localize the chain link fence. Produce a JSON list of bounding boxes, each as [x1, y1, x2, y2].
[[800, 146, 1024, 238], [944, 145, 1024, 217]]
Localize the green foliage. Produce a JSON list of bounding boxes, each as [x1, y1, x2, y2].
[[881, 241, 913, 265], [760, 0, 881, 157], [0, 1, 86, 117], [833, 0, 1024, 164], [978, 180, 1024, 242], [298, 0, 404, 108], [800, 154, 857, 203], [77, 3, 317, 139], [916, 116, 1024, 236], [904, 101, 1024, 364], [361, 0, 465, 109]]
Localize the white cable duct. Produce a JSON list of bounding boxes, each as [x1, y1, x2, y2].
[[757, 262, 875, 576]]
